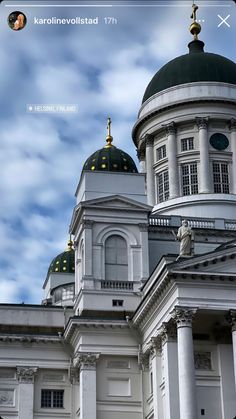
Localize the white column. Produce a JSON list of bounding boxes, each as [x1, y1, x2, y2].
[[145, 134, 155, 206], [172, 307, 198, 419], [229, 119, 236, 193], [16, 367, 37, 419], [166, 122, 179, 199], [160, 322, 179, 419], [196, 117, 212, 194], [78, 353, 99, 419], [229, 310, 236, 392]]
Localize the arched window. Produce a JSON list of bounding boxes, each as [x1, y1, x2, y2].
[[105, 235, 128, 281]]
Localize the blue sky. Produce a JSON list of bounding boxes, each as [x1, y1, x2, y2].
[[0, 0, 235, 303]]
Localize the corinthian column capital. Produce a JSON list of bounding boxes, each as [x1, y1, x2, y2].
[[16, 367, 38, 383], [196, 117, 208, 130], [74, 352, 99, 370], [171, 306, 197, 328], [164, 122, 176, 136], [159, 320, 177, 344], [144, 134, 154, 147]]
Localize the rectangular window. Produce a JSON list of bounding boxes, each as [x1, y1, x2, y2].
[[181, 137, 194, 152], [157, 170, 169, 203], [182, 163, 198, 195], [41, 389, 64, 408], [213, 162, 229, 193], [112, 299, 124, 307], [156, 145, 166, 161]]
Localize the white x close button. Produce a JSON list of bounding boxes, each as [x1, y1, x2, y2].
[[218, 14, 231, 27]]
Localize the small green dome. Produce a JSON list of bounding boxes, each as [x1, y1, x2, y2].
[[83, 144, 138, 173], [47, 241, 75, 277], [83, 118, 138, 173], [142, 40, 236, 103]]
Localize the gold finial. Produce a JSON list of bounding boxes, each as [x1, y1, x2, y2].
[[190, 3, 201, 40], [105, 116, 113, 148], [66, 235, 73, 251]]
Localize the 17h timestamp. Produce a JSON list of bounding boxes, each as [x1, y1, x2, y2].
[[104, 17, 118, 24]]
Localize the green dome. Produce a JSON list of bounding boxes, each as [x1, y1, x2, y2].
[[83, 144, 138, 173], [142, 40, 236, 103], [47, 242, 75, 277]]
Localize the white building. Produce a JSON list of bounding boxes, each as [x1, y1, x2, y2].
[[1, 5, 236, 419]]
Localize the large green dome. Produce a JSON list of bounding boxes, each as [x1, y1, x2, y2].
[[47, 240, 75, 277], [142, 40, 236, 103]]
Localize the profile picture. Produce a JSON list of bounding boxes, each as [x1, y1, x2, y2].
[[8, 11, 27, 31]]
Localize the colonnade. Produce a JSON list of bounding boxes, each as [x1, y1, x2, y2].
[[144, 118, 236, 206], [148, 306, 236, 419]]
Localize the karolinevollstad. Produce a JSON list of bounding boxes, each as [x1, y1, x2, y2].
[[34, 16, 99, 25]]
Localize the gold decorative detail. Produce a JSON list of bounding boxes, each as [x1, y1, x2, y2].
[[105, 117, 113, 148], [91, 166, 95, 170], [66, 236, 73, 252], [190, 3, 201, 40]]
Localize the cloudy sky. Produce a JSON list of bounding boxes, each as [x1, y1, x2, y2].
[[0, 0, 235, 304]]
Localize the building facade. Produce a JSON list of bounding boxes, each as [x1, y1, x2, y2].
[[1, 5, 236, 419]]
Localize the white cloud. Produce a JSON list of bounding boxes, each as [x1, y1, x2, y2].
[[0, 2, 234, 303]]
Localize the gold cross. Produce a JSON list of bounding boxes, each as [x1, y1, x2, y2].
[[107, 117, 111, 137], [191, 3, 198, 23]]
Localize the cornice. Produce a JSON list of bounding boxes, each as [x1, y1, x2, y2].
[[0, 335, 61, 344], [132, 100, 236, 147], [64, 317, 129, 342]]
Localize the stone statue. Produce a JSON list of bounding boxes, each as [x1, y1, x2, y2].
[[176, 220, 194, 257]]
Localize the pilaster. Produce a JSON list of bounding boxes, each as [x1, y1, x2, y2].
[[160, 321, 179, 419], [150, 337, 162, 419], [75, 352, 99, 419], [82, 219, 93, 283], [16, 367, 37, 419], [227, 310, 236, 393]]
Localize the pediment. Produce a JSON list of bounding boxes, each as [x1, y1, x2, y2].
[[81, 195, 152, 212], [171, 246, 236, 276]]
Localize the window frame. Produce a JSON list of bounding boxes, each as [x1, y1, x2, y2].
[[181, 162, 198, 196], [105, 235, 128, 281], [212, 161, 230, 194], [156, 144, 167, 161], [181, 137, 194, 152], [157, 170, 169, 203], [41, 389, 64, 409]]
